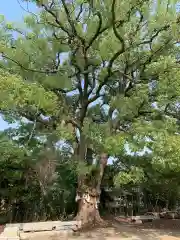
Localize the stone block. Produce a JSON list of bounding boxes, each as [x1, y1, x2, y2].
[[5, 224, 20, 229], [4, 227, 19, 233], [22, 220, 78, 232], [0, 236, 19, 240], [22, 222, 53, 232], [0, 236, 7, 240], [0, 225, 19, 240], [131, 215, 155, 220]]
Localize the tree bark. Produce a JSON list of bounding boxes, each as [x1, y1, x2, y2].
[[74, 153, 108, 229]]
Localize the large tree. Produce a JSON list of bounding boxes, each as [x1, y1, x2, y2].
[[0, 0, 180, 227]]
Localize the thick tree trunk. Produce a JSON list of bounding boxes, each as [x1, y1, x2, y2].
[[74, 153, 108, 229], [75, 188, 104, 228]]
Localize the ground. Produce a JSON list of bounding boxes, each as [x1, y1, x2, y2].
[[17, 219, 180, 240]]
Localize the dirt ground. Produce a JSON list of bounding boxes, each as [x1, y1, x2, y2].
[[19, 219, 180, 240]]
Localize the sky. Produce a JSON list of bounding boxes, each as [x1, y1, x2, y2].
[[0, 0, 36, 21], [0, 0, 36, 130]]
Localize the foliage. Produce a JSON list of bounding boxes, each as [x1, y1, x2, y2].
[[0, 0, 180, 220], [0, 130, 77, 222], [114, 166, 145, 186]]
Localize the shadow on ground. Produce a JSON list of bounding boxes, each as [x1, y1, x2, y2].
[[19, 221, 180, 240], [2, 219, 179, 240]]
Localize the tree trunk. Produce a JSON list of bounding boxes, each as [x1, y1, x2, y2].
[[74, 153, 108, 229], [75, 188, 104, 228]]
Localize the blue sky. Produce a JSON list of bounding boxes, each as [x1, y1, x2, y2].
[[0, 0, 35, 21], [0, 0, 36, 130]]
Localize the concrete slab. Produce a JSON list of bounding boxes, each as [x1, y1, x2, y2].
[[5, 221, 78, 232], [22, 221, 77, 232], [5, 225, 21, 228], [0, 238, 19, 240], [3, 227, 19, 234], [0, 234, 19, 240], [5, 225, 22, 231], [131, 215, 155, 220], [0, 226, 19, 240], [22, 222, 53, 232], [20, 230, 73, 240], [0, 221, 78, 239]]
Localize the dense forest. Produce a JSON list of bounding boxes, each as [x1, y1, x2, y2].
[[0, 0, 180, 228]]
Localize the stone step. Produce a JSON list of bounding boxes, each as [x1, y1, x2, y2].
[[6, 221, 78, 232], [20, 230, 74, 240], [0, 238, 19, 240], [0, 221, 79, 239], [0, 226, 19, 240], [131, 215, 156, 220]]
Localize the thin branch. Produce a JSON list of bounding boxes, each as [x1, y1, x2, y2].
[[2, 54, 57, 74], [61, 0, 76, 35], [65, 119, 80, 129], [51, 87, 76, 94], [133, 11, 144, 36], [76, 70, 83, 96], [85, 11, 102, 51], [2, 53, 76, 79], [19, 110, 50, 126], [55, 52, 61, 70], [88, 67, 97, 95], [140, 25, 170, 45], [17, 0, 39, 22], [76, 3, 83, 21], [114, 70, 133, 82], [88, 0, 136, 104], [98, 20, 122, 35], [41, 3, 71, 36], [61, 0, 85, 44], [88, 22, 172, 105], [88, 48, 125, 104], [166, 0, 170, 14], [112, 0, 125, 49], [26, 104, 39, 146]]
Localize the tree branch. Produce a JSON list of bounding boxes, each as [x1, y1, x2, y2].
[[88, 0, 134, 104], [140, 25, 170, 46], [41, 3, 71, 36], [51, 87, 77, 94], [76, 3, 83, 21], [88, 48, 125, 104], [88, 66, 97, 96], [112, 0, 125, 49], [2, 54, 58, 74], [61, 0, 85, 44], [85, 11, 103, 51]]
